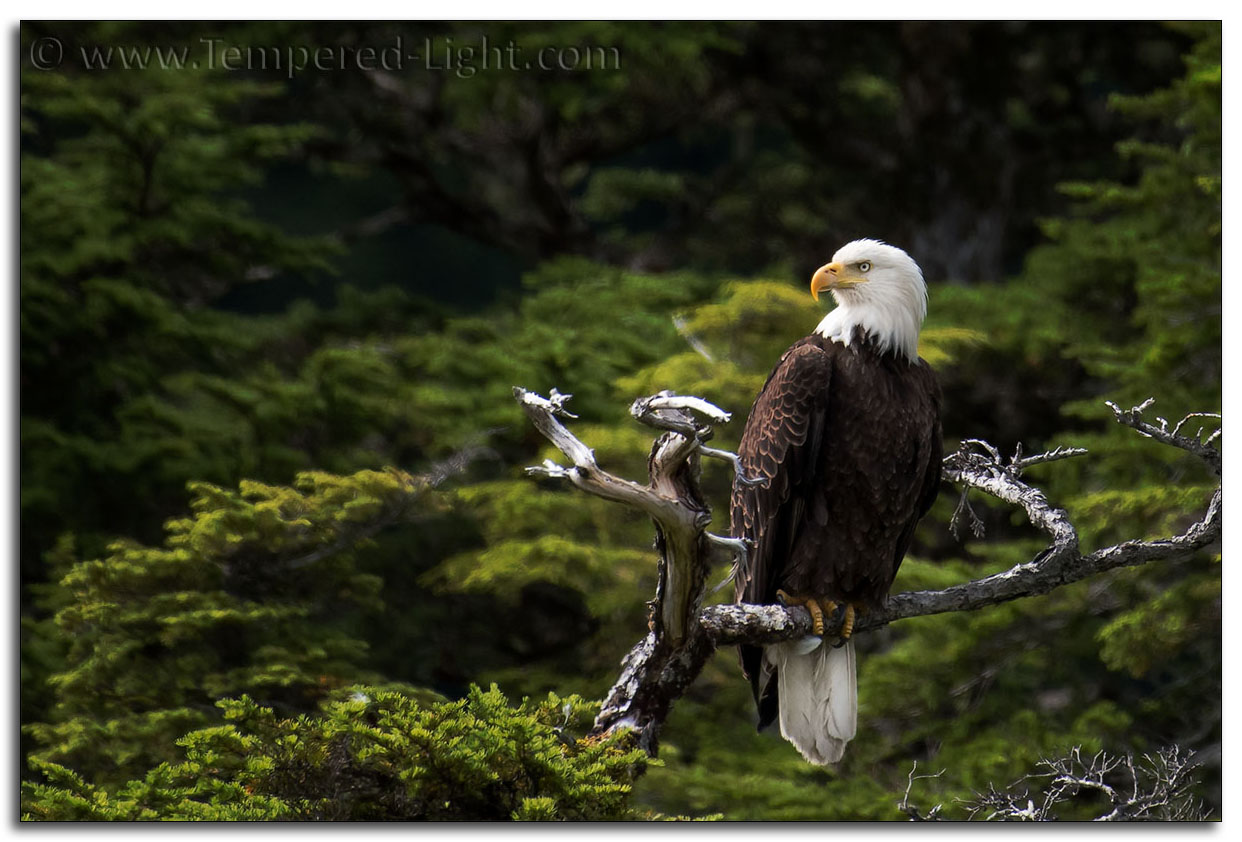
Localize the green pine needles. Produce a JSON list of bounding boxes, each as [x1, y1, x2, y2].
[[21, 21, 1219, 822], [26, 469, 422, 786], [23, 686, 652, 821]]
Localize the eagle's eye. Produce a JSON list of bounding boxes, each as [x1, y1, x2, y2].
[[858, 261, 872, 272]]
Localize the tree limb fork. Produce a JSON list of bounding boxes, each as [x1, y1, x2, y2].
[[514, 389, 1221, 754]]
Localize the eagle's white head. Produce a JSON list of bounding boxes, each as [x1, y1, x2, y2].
[[810, 238, 927, 362]]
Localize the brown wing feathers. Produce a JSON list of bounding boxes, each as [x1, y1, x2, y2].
[[730, 334, 941, 727], [731, 340, 834, 719], [731, 339, 834, 608]]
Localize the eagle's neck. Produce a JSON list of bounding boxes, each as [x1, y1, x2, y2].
[[813, 298, 923, 362]]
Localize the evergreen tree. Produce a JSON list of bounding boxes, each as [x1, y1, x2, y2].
[[21, 21, 1218, 821], [24, 687, 654, 821], [26, 468, 427, 785]]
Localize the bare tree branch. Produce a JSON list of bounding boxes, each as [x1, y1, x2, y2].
[[516, 386, 735, 752], [702, 399, 1219, 646], [898, 761, 946, 821], [672, 315, 715, 362], [514, 390, 1222, 754], [1107, 399, 1221, 477], [949, 486, 985, 541], [955, 745, 1209, 821], [516, 387, 671, 517]]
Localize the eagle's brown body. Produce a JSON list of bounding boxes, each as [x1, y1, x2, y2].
[[732, 326, 942, 730]]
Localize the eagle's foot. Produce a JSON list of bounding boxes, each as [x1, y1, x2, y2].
[[776, 589, 826, 636], [827, 602, 858, 648], [777, 592, 862, 641]]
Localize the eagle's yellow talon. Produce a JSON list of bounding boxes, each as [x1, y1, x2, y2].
[[820, 600, 839, 636], [840, 603, 856, 640], [806, 600, 824, 636], [776, 592, 864, 641], [816, 600, 858, 643], [776, 590, 825, 636]]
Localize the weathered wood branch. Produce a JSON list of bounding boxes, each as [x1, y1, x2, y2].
[[516, 387, 721, 646], [514, 390, 1221, 755], [1107, 398, 1222, 477], [962, 746, 1209, 821], [516, 386, 741, 752], [705, 400, 1220, 642]]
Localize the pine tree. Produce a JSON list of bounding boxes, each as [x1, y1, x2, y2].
[[20, 49, 335, 573], [21, 21, 1218, 821], [25, 468, 432, 785], [24, 687, 654, 821]]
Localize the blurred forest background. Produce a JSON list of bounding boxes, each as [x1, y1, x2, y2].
[[20, 21, 1220, 820]]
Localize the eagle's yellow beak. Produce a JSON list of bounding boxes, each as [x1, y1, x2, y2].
[[810, 262, 866, 301]]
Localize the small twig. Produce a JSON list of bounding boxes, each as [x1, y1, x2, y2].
[[1172, 411, 1221, 438], [1012, 445, 1089, 473], [1106, 398, 1221, 477], [673, 315, 715, 362], [898, 761, 946, 821], [944, 438, 1081, 559], [963, 745, 1208, 821], [423, 440, 499, 487], [949, 486, 985, 541], [698, 444, 766, 487], [545, 387, 579, 418], [643, 393, 732, 424], [706, 533, 750, 594], [961, 437, 1002, 465]]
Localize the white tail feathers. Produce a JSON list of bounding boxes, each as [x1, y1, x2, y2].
[[764, 637, 857, 764]]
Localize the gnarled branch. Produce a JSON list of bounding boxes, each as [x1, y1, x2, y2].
[[515, 390, 1221, 754], [960, 746, 1209, 821]]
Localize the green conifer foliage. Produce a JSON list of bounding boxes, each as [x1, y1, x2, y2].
[[27, 468, 425, 786], [24, 686, 652, 821], [1023, 24, 1221, 798], [20, 57, 337, 573], [21, 21, 1218, 821], [633, 25, 1220, 818]]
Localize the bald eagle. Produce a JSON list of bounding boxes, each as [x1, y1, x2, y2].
[[731, 239, 942, 764]]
